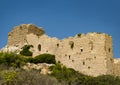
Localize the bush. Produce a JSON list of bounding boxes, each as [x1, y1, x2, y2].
[[50, 62, 78, 84], [20, 45, 33, 56], [0, 69, 59, 85], [0, 52, 6, 64], [27, 57, 34, 63], [77, 33, 82, 37], [33, 54, 56, 64], [0, 52, 27, 68], [3, 71, 17, 85]]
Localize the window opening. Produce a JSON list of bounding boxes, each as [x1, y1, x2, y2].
[[109, 48, 111, 52], [38, 44, 41, 51], [57, 43, 59, 47], [81, 49, 83, 52], [83, 61, 85, 65], [88, 66, 91, 69], [69, 55, 71, 59]]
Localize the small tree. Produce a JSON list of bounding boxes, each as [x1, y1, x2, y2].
[[77, 33, 82, 37], [20, 45, 33, 56]]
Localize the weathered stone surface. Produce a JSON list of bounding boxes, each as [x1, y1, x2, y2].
[[3, 24, 119, 77], [0, 45, 20, 53], [113, 59, 120, 76], [22, 63, 54, 75], [8, 24, 45, 46]]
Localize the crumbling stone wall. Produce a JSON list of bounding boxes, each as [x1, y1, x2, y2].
[[8, 24, 45, 46], [7, 24, 115, 77], [26, 31, 113, 76]]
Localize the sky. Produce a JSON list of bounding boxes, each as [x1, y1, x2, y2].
[[0, 0, 120, 58]]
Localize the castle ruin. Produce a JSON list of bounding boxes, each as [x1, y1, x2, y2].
[[3, 24, 120, 76]]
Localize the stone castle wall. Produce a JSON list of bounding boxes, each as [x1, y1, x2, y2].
[[6, 24, 120, 77], [26, 32, 114, 76]]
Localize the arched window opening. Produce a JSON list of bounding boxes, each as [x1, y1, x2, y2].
[[38, 44, 41, 51]]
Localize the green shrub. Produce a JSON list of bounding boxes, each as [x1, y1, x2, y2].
[[20, 45, 33, 56], [3, 71, 17, 84], [0, 52, 27, 68], [0, 69, 60, 85], [0, 52, 6, 64], [27, 57, 34, 63], [77, 33, 82, 37], [0, 62, 120, 85], [50, 62, 78, 84], [33, 54, 56, 64]]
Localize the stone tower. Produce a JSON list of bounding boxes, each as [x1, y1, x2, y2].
[[8, 24, 45, 47], [7, 24, 114, 76]]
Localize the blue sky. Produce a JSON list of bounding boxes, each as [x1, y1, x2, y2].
[[0, 0, 120, 58]]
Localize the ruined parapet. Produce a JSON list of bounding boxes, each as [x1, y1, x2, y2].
[[27, 24, 45, 36], [8, 24, 45, 46]]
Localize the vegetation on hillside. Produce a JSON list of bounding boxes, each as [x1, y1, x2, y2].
[[0, 52, 27, 68], [0, 52, 56, 67], [50, 62, 120, 85], [0, 52, 120, 85], [0, 65, 59, 85]]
